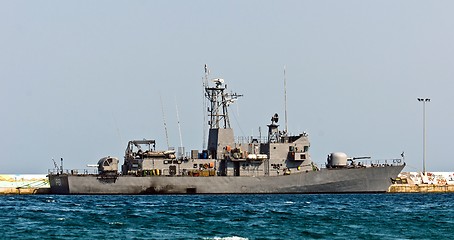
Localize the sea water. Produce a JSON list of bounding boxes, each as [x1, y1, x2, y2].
[[1, 194, 453, 239]]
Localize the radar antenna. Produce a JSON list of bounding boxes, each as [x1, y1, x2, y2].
[[205, 77, 242, 129]]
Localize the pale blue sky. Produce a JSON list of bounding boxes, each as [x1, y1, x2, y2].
[[1, 1, 453, 173]]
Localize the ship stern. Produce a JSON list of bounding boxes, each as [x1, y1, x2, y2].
[[48, 174, 70, 194]]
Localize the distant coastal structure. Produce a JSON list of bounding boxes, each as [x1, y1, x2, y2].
[[389, 172, 454, 193], [0, 174, 49, 194], [396, 172, 454, 185]]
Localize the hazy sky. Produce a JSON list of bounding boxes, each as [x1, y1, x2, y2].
[[1, 1, 453, 173]]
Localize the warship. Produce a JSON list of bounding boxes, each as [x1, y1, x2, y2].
[[48, 67, 405, 194]]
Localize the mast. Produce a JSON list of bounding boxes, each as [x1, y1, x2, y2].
[[202, 64, 209, 149], [204, 67, 242, 158]]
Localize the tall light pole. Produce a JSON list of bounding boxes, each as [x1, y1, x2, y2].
[[417, 98, 430, 175]]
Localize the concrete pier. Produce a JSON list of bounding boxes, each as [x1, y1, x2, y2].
[[388, 184, 454, 193], [0, 174, 50, 195], [0, 187, 50, 195]]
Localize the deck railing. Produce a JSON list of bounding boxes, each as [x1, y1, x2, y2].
[[47, 169, 98, 175], [235, 136, 268, 144], [318, 158, 405, 169]]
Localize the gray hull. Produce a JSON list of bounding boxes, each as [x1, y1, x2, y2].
[[48, 165, 404, 194]]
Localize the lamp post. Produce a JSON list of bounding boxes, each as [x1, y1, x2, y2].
[[417, 98, 430, 175]]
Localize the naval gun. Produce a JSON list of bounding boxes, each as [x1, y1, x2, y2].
[[326, 152, 371, 168], [97, 156, 119, 176]]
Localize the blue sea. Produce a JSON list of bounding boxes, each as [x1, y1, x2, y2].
[[1, 194, 453, 239]]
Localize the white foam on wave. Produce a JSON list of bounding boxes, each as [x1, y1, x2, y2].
[[206, 237, 248, 240], [109, 222, 124, 225]]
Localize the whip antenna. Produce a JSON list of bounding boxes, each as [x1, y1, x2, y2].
[[175, 97, 183, 149], [160, 94, 170, 149], [284, 65, 288, 134]]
